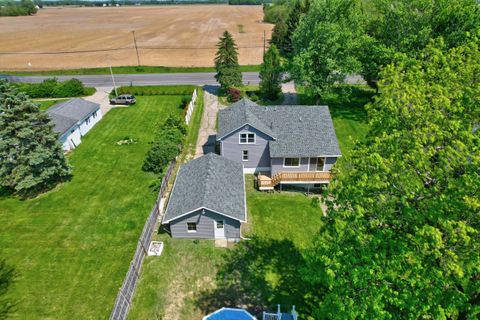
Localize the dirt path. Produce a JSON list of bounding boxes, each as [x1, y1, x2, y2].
[[194, 87, 225, 158]]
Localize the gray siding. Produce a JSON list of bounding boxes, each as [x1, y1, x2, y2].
[[169, 208, 241, 240], [324, 157, 338, 171], [271, 157, 338, 176], [220, 125, 272, 170], [271, 157, 310, 176]]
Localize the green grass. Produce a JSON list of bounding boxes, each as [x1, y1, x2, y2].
[[298, 85, 374, 155], [128, 176, 324, 319], [181, 88, 204, 162], [33, 99, 68, 111], [2, 65, 262, 76], [218, 84, 284, 106], [0, 95, 186, 319]]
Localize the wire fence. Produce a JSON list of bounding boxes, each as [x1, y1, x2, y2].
[[109, 160, 176, 320]]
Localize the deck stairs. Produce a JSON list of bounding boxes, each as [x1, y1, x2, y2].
[[263, 305, 298, 320]]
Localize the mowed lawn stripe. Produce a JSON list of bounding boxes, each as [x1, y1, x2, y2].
[[0, 95, 184, 319]]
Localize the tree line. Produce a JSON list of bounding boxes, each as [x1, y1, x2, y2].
[[0, 0, 37, 16]]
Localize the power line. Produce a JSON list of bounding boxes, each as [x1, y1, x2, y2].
[[0, 45, 265, 55]]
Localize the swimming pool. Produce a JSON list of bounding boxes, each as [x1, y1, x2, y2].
[[203, 307, 256, 320]]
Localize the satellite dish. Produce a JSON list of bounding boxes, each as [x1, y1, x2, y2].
[[27, 62, 32, 67]]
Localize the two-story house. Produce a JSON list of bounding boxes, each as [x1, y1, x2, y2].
[[217, 98, 341, 190]]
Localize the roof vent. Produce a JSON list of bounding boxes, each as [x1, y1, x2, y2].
[[299, 116, 302, 122]]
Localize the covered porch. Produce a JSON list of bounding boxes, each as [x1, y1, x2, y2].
[[257, 171, 332, 190]]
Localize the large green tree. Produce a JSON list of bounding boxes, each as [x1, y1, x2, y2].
[[360, 0, 480, 88], [214, 31, 242, 90], [259, 44, 283, 100], [291, 0, 364, 102], [301, 39, 480, 319], [0, 81, 70, 197]]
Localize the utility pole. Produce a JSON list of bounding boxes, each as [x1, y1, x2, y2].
[[263, 30, 266, 55], [132, 30, 141, 66], [110, 64, 118, 96]]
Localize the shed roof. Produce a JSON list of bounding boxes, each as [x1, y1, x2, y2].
[[163, 153, 246, 223], [217, 98, 341, 158], [46, 98, 100, 136]]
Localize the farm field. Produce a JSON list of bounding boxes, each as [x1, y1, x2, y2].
[[0, 94, 190, 319], [0, 5, 272, 71]]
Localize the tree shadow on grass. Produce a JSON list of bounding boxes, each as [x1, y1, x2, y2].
[[298, 85, 374, 123], [0, 187, 14, 201], [194, 237, 306, 317], [0, 258, 16, 319]]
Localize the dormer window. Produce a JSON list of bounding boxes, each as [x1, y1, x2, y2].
[[239, 133, 255, 144]]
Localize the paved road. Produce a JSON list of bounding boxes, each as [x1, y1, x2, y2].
[[0, 72, 365, 87]]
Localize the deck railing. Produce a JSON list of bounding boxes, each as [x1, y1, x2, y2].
[[258, 171, 332, 188]]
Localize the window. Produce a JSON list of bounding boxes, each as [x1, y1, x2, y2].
[[284, 157, 301, 167], [216, 220, 224, 229], [93, 111, 97, 118], [85, 117, 91, 125], [242, 150, 249, 161], [187, 222, 197, 232], [239, 133, 255, 144]]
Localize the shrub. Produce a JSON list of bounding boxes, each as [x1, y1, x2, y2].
[[227, 87, 242, 102], [113, 85, 196, 97], [142, 115, 186, 174], [14, 78, 92, 98], [142, 140, 180, 174]]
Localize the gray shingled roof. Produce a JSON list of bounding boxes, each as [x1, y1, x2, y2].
[[217, 99, 276, 139], [46, 98, 100, 136], [163, 153, 246, 223], [217, 99, 341, 158]]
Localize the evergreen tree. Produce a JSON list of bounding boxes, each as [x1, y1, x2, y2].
[[0, 81, 70, 197], [259, 44, 283, 100], [284, 0, 302, 54], [214, 31, 242, 90], [271, 19, 289, 54]]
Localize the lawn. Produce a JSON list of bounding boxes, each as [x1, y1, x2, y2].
[[299, 85, 374, 155], [0, 95, 187, 319], [33, 99, 68, 111], [2, 65, 261, 76], [128, 176, 324, 320]]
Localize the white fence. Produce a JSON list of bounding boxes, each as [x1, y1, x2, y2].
[[184, 88, 198, 125]]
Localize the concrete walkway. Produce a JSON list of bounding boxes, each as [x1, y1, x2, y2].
[[194, 87, 224, 158], [281, 81, 298, 105], [83, 86, 115, 115]]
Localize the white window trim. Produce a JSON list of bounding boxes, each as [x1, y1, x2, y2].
[[187, 223, 197, 233], [242, 150, 249, 162], [308, 157, 327, 172], [239, 132, 256, 144], [283, 157, 301, 168], [215, 220, 225, 229]]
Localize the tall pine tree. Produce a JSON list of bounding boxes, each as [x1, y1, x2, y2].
[[214, 31, 242, 90], [0, 81, 70, 197], [259, 44, 283, 100]]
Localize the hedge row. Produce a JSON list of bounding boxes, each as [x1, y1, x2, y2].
[[15, 78, 94, 98], [114, 85, 196, 97], [142, 116, 187, 175]]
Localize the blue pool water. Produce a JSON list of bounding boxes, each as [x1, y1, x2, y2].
[[204, 308, 256, 320]]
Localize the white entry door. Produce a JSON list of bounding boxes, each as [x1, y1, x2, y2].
[[214, 220, 225, 239]]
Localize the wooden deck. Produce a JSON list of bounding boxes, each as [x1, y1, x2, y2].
[[258, 171, 332, 190]]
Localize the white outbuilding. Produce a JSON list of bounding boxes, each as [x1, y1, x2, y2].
[[47, 98, 102, 151]]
